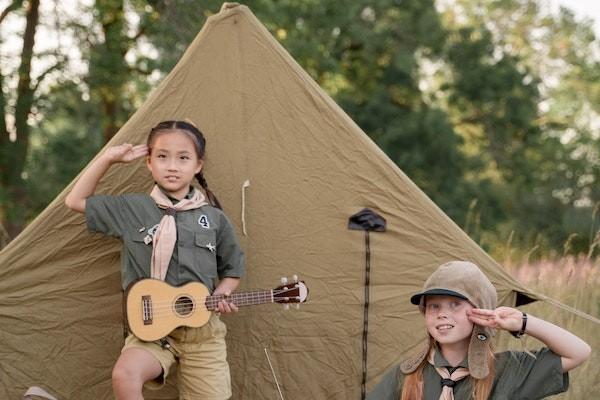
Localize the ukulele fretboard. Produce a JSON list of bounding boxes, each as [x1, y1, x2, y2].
[[205, 290, 274, 310]]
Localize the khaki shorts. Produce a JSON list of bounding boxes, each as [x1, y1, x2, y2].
[[123, 314, 231, 399]]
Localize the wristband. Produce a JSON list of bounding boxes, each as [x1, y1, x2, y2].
[[510, 312, 527, 338]]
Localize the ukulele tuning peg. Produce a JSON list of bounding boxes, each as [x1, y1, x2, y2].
[[281, 277, 288, 285], [283, 304, 290, 310], [292, 274, 298, 283]]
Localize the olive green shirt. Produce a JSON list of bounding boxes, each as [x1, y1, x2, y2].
[[86, 192, 245, 291], [367, 347, 569, 400]]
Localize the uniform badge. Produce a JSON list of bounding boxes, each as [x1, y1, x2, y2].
[[142, 224, 160, 245], [205, 243, 216, 253], [198, 215, 210, 229], [148, 224, 159, 236]]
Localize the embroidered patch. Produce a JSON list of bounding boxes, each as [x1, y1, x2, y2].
[[198, 215, 210, 229], [140, 224, 160, 245], [205, 243, 216, 253], [147, 224, 159, 236]]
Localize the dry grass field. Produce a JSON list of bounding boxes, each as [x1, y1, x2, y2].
[[497, 257, 600, 399]]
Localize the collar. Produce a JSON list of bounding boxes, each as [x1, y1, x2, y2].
[[433, 348, 469, 369], [158, 185, 195, 204]]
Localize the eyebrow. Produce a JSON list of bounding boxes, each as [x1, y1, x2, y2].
[[153, 148, 193, 155]]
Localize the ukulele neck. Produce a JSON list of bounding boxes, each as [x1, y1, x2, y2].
[[205, 290, 273, 310]]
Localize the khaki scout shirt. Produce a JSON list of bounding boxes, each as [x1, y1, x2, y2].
[[367, 347, 569, 400], [86, 192, 245, 291]]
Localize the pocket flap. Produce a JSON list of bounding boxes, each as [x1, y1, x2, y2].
[[194, 230, 217, 251]]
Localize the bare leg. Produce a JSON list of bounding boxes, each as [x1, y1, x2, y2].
[[112, 348, 163, 400]]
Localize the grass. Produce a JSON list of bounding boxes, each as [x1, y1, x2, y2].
[[497, 257, 600, 399]]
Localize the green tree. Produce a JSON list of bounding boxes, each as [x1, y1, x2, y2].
[[0, 0, 42, 239], [440, 0, 600, 254]]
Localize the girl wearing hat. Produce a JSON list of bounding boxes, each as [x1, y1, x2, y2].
[[368, 261, 591, 400]]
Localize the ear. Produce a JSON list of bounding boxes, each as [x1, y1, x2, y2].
[[195, 159, 203, 174], [146, 154, 152, 172]]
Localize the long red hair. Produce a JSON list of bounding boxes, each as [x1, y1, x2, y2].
[[400, 339, 495, 400]]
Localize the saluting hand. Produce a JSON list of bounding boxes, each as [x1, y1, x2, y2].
[[467, 306, 524, 332], [104, 143, 149, 164]]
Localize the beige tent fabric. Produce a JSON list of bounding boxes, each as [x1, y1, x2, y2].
[[0, 4, 547, 399]]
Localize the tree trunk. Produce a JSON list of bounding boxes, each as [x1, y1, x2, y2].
[[89, 0, 128, 143], [0, 0, 40, 239]]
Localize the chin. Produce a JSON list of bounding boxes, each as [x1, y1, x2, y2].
[[429, 330, 470, 345]]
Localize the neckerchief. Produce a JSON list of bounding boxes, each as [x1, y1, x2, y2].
[[428, 349, 470, 400], [149, 185, 208, 280]]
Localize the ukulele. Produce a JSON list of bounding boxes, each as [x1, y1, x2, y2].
[[125, 276, 308, 341]]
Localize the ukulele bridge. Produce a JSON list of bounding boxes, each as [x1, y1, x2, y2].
[[142, 295, 153, 325]]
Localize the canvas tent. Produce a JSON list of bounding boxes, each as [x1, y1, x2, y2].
[[0, 3, 582, 399]]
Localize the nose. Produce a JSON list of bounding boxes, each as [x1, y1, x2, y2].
[[167, 158, 178, 171], [436, 310, 449, 319], [433, 304, 451, 318]]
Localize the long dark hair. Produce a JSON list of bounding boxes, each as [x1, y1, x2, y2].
[[147, 120, 222, 209]]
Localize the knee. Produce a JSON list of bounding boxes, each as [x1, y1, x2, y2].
[[112, 362, 143, 389]]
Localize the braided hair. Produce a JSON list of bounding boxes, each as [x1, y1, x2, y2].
[[147, 120, 222, 209]]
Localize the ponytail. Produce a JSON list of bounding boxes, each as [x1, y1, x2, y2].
[[196, 171, 222, 210]]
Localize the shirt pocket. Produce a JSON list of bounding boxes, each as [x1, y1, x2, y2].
[[124, 230, 153, 272], [179, 229, 219, 279]]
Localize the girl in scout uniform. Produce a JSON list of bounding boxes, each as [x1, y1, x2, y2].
[[367, 261, 591, 400], [65, 120, 245, 400]]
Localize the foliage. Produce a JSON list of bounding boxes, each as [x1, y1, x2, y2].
[[25, 81, 103, 217], [0, 0, 598, 257]]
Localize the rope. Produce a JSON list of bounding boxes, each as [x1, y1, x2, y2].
[[264, 347, 285, 400], [241, 179, 250, 236]]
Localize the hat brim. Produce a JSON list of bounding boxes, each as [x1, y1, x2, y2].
[[410, 288, 468, 305]]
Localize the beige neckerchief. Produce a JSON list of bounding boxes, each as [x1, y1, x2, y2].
[[149, 185, 208, 280], [428, 349, 470, 400]]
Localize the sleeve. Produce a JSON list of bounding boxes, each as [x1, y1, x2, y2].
[[85, 195, 129, 238], [367, 365, 402, 400], [496, 348, 569, 399], [215, 211, 245, 279]]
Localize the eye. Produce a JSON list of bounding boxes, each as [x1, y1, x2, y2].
[[451, 301, 463, 309], [157, 154, 166, 159], [427, 303, 440, 311], [180, 155, 190, 160]]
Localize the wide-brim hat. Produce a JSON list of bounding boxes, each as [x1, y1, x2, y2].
[[400, 261, 497, 379]]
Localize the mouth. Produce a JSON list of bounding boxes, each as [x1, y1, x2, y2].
[[436, 324, 454, 331], [164, 175, 180, 182]]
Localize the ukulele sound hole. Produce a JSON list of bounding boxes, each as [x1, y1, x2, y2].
[[174, 295, 194, 317]]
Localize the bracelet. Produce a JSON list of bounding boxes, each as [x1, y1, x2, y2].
[[511, 312, 527, 338]]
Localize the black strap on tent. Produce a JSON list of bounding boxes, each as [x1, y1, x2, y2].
[[348, 208, 386, 400]]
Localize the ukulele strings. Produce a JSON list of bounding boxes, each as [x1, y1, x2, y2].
[[137, 287, 300, 315]]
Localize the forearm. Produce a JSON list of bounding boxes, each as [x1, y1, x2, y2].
[[65, 153, 113, 213], [525, 314, 591, 372]]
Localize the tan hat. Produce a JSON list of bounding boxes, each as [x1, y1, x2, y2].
[[400, 261, 497, 379]]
